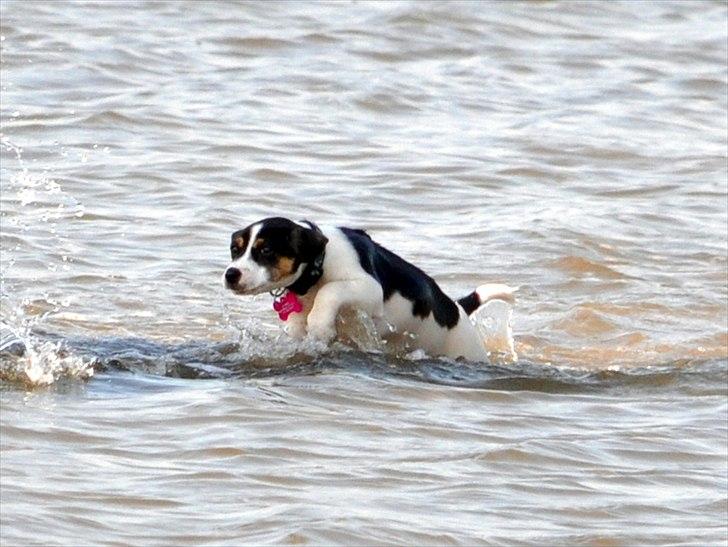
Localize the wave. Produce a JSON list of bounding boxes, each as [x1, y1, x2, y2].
[[2, 326, 724, 396], [0, 325, 94, 387]]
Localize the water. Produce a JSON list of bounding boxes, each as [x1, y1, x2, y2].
[[1, 1, 726, 544]]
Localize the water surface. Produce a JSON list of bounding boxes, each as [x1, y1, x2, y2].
[[1, 1, 726, 545]]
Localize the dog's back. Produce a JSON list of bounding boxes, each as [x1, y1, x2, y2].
[[337, 227, 510, 361], [341, 227, 460, 328]]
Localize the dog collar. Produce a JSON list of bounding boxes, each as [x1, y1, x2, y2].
[[283, 221, 326, 296], [286, 249, 325, 296]]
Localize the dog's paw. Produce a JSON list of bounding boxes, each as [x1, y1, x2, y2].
[[306, 315, 336, 343], [284, 319, 307, 340]]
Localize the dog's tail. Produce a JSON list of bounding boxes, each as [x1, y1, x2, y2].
[[457, 283, 518, 315]]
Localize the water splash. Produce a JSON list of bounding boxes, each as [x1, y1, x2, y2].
[[0, 324, 94, 387], [219, 291, 519, 366], [219, 295, 331, 364], [0, 134, 90, 387], [472, 299, 518, 364]]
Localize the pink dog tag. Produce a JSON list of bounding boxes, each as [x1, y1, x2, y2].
[[273, 291, 303, 321]]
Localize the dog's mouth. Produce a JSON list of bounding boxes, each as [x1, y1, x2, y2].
[[225, 281, 285, 296], [226, 283, 258, 296], [223, 265, 304, 296], [225, 283, 249, 295], [223, 267, 274, 295]]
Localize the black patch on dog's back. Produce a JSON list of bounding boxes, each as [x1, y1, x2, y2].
[[340, 227, 460, 329]]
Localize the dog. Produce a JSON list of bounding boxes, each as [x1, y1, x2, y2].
[[223, 217, 515, 361]]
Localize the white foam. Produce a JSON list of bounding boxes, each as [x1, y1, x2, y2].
[[0, 331, 94, 387], [471, 299, 518, 364]]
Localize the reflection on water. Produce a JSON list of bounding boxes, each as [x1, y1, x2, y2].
[[1, 0, 726, 545]]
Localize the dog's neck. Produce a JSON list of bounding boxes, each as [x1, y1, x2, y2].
[[286, 250, 325, 295], [287, 221, 326, 295]]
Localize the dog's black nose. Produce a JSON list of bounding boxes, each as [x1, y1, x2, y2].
[[225, 267, 241, 285]]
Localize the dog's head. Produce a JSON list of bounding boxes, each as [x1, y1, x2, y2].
[[223, 217, 328, 295]]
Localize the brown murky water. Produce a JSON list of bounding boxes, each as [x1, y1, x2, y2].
[[1, 1, 726, 545]]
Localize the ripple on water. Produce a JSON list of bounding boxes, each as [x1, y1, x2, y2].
[[550, 256, 630, 281]]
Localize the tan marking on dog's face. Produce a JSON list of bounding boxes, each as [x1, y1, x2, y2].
[[271, 256, 295, 281], [253, 238, 265, 250], [230, 231, 249, 259]]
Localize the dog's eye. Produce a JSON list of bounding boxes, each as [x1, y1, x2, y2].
[[260, 246, 273, 257]]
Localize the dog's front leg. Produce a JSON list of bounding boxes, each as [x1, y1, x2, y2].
[[284, 312, 308, 340], [306, 279, 383, 343]]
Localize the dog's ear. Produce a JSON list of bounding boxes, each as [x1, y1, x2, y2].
[[294, 224, 328, 262]]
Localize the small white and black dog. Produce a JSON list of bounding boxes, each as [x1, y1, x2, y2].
[[223, 217, 515, 361]]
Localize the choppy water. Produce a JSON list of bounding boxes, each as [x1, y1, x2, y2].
[[1, 1, 727, 545]]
